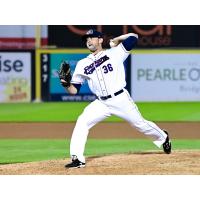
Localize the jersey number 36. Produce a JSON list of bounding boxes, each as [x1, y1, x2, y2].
[[102, 64, 113, 74]]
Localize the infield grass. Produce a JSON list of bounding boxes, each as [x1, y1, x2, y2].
[[0, 139, 200, 164], [0, 102, 200, 122]]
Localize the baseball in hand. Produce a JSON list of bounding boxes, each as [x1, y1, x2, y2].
[[109, 40, 116, 47]]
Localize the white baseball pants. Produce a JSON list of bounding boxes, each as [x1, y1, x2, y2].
[[70, 89, 167, 163]]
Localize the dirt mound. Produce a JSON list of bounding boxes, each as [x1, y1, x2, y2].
[[0, 122, 200, 139], [0, 150, 200, 175]]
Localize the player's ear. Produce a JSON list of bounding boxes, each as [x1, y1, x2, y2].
[[99, 38, 103, 44]]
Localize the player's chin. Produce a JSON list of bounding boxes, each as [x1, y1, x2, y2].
[[87, 45, 97, 52]]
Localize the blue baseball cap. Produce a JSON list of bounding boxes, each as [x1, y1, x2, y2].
[[82, 29, 103, 41]]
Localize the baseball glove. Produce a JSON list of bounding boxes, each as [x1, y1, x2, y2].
[[58, 61, 72, 88]]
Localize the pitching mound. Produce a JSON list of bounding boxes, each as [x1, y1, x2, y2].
[[0, 150, 199, 175]]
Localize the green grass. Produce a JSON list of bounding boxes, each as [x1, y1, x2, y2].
[[0, 102, 88, 122], [0, 139, 68, 164], [0, 139, 200, 164], [0, 102, 200, 122]]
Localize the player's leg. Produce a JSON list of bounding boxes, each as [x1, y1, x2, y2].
[[110, 90, 167, 148], [69, 99, 111, 164]]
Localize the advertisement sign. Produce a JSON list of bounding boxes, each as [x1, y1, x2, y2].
[[39, 51, 97, 102], [0, 52, 32, 102], [131, 51, 200, 102], [48, 25, 200, 48]]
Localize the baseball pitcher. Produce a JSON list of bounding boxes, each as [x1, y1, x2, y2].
[[58, 29, 172, 168]]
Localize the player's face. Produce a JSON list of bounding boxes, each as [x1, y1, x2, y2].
[[86, 37, 102, 52]]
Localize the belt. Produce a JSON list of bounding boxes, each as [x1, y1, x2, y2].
[[99, 89, 124, 100]]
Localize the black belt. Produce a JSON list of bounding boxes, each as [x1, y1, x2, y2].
[[99, 89, 124, 100]]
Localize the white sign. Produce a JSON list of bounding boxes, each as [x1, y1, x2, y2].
[[0, 52, 31, 102], [131, 52, 200, 102]]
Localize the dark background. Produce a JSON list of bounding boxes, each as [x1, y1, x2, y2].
[[48, 25, 200, 48]]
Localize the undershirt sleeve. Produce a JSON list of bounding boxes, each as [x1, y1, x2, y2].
[[122, 36, 138, 51]]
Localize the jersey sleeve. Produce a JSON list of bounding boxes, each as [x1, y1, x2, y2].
[[110, 43, 130, 62], [71, 60, 86, 84]]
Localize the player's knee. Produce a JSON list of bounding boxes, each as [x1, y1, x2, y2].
[[77, 114, 85, 123], [76, 114, 89, 127], [78, 114, 96, 130]]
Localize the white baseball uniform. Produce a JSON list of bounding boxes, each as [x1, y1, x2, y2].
[[70, 43, 167, 163]]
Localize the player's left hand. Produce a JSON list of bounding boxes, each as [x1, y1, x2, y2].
[[58, 61, 72, 88]]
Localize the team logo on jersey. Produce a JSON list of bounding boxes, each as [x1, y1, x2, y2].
[[95, 55, 109, 67], [84, 63, 95, 75], [84, 55, 109, 75]]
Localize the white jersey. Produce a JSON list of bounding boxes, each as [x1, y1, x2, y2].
[[69, 40, 169, 163], [71, 43, 130, 97]]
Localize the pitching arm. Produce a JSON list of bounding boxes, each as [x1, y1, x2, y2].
[[109, 33, 138, 50]]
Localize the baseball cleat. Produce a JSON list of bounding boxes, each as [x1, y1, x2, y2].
[[162, 130, 172, 154], [65, 156, 86, 169]]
